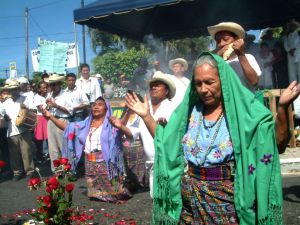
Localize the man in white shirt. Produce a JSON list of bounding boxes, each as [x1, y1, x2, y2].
[[207, 22, 262, 92], [46, 74, 70, 171], [111, 71, 177, 198], [18, 77, 36, 110], [168, 58, 190, 108], [76, 63, 102, 103], [0, 80, 35, 181], [284, 19, 300, 83], [65, 73, 89, 122]]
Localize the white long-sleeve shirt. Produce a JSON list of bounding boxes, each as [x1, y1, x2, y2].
[[76, 76, 102, 103]]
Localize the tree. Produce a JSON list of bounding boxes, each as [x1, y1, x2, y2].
[[93, 47, 150, 83]]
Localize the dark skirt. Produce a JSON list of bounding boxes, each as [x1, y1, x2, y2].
[[122, 137, 148, 191], [85, 152, 132, 203], [180, 164, 238, 225]]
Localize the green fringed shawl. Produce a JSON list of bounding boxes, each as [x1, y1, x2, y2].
[[152, 52, 283, 225]]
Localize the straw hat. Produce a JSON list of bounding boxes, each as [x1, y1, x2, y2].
[[0, 80, 20, 90], [149, 71, 176, 99], [168, 58, 188, 71], [95, 73, 103, 79], [45, 74, 65, 84], [207, 22, 245, 39], [18, 77, 29, 84]]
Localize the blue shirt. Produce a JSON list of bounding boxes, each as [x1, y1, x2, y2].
[[182, 104, 234, 167]]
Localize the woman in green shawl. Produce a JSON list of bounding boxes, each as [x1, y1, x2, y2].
[[125, 52, 299, 224]]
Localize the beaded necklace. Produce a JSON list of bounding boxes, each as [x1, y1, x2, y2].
[[194, 111, 224, 165], [203, 111, 223, 129]]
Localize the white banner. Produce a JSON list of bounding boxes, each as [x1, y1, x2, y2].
[[9, 62, 17, 78], [32, 41, 79, 72], [66, 43, 79, 69], [31, 49, 40, 72]]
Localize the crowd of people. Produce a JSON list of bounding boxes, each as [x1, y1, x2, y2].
[[0, 20, 300, 224]]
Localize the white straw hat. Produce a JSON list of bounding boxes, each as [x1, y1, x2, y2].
[[207, 22, 245, 39], [149, 71, 176, 99]]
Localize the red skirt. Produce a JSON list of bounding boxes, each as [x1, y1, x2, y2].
[[34, 115, 48, 140]]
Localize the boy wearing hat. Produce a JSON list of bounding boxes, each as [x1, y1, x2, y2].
[[168, 58, 190, 108], [207, 22, 261, 92], [1, 80, 35, 181], [45, 74, 70, 171]]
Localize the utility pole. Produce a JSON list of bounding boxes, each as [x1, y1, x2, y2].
[[25, 7, 29, 79], [81, 0, 86, 63]]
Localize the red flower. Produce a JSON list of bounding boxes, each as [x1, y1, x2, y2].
[[47, 176, 59, 190], [27, 178, 41, 188], [43, 196, 52, 208], [53, 159, 61, 167], [36, 196, 42, 202], [44, 218, 49, 224], [0, 160, 5, 168], [65, 183, 75, 193], [64, 164, 71, 171], [46, 186, 52, 193], [60, 158, 69, 165], [68, 132, 75, 140]]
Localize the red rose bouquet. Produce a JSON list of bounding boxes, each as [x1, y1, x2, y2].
[[27, 158, 76, 225]]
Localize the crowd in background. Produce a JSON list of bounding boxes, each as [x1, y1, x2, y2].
[[0, 18, 300, 224]]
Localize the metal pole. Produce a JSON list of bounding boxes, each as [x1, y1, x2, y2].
[[74, 23, 80, 76], [25, 7, 29, 79], [81, 0, 86, 63]]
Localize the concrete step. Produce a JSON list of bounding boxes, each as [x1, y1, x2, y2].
[[280, 158, 300, 175]]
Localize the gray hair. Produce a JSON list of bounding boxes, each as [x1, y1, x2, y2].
[[193, 55, 218, 72]]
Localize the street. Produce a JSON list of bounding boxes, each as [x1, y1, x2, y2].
[[0, 168, 299, 224]]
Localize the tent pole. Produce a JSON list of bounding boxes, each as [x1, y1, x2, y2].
[[73, 23, 80, 77]]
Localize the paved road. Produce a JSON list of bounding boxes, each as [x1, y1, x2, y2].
[[0, 168, 299, 224]]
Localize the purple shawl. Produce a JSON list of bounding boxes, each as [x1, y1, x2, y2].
[[62, 99, 124, 180]]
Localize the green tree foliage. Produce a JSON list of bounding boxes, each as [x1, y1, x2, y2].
[[90, 28, 211, 84], [93, 47, 150, 83]]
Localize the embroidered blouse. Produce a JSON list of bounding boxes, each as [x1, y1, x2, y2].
[[182, 104, 234, 167], [84, 125, 103, 154]]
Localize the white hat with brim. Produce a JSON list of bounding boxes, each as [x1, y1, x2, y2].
[[168, 58, 188, 72], [95, 74, 103, 79], [207, 22, 245, 39], [45, 74, 65, 84], [0, 80, 20, 90], [149, 71, 176, 99], [18, 77, 29, 84]]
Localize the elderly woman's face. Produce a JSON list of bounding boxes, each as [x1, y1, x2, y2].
[[194, 63, 222, 107], [91, 99, 107, 118]]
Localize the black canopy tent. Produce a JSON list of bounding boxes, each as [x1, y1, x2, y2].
[[74, 0, 300, 40], [74, 0, 300, 41]]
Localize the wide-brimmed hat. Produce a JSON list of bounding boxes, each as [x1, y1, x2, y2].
[[18, 76, 29, 84], [0, 80, 20, 90], [207, 22, 245, 39], [168, 58, 188, 72], [149, 71, 176, 99], [45, 74, 65, 84], [288, 19, 300, 28], [95, 73, 103, 79]]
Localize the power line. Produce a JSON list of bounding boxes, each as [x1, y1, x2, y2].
[[29, 0, 66, 10], [29, 14, 49, 38], [0, 16, 22, 19], [0, 31, 74, 40]]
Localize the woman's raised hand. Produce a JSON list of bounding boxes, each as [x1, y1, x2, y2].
[[279, 81, 300, 107], [109, 116, 122, 129], [125, 92, 149, 118]]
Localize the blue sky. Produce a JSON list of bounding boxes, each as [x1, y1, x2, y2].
[[0, 0, 96, 79]]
